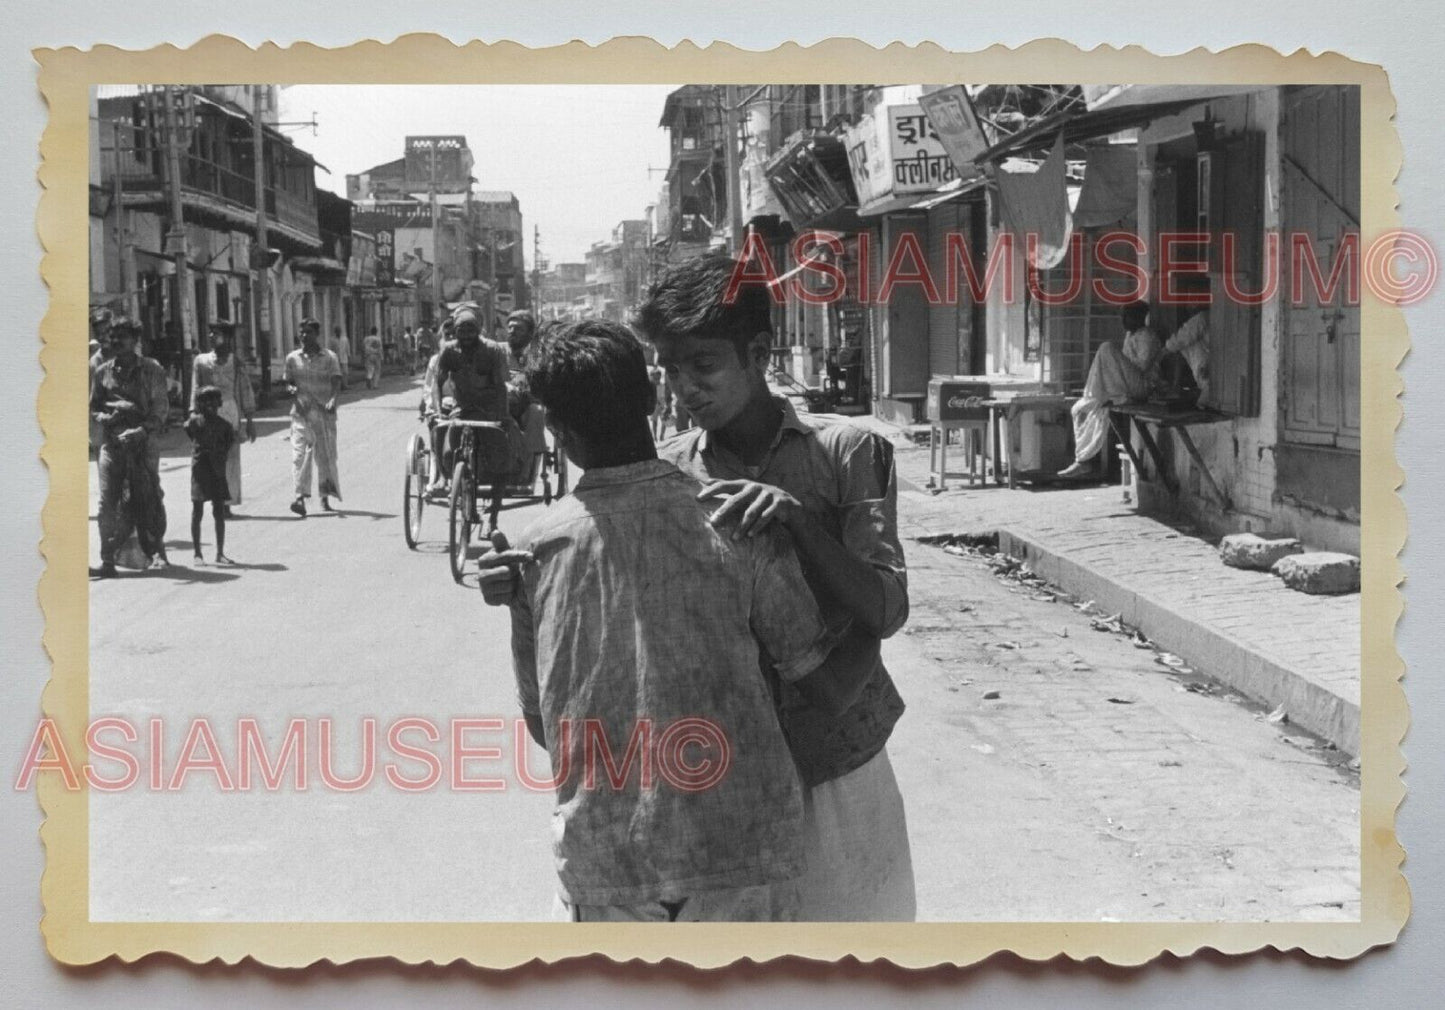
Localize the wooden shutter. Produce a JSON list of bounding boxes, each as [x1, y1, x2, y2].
[[927, 202, 964, 378], [1209, 131, 1264, 416]]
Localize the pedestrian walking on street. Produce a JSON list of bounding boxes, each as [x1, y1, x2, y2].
[[363, 327, 383, 389], [331, 325, 351, 390], [636, 253, 917, 922], [283, 317, 343, 516], [495, 318, 879, 922], [190, 321, 256, 516], [90, 317, 171, 576], [184, 385, 235, 565]]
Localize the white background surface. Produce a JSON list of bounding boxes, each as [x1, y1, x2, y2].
[[2, 3, 1440, 1005]]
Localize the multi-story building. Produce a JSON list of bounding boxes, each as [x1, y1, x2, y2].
[[473, 191, 529, 327], [347, 137, 506, 329], [656, 86, 729, 263], [91, 84, 324, 387], [537, 262, 588, 322]]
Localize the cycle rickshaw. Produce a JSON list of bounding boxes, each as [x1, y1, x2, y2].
[[402, 409, 568, 583]]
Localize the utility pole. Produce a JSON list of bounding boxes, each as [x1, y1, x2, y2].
[[722, 85, 745, 254], [108, 119, 137, 318], [251, 85, 273, 403], [488, 227, 498, 330], [160, 86, 197, 375], [532, 224, 541, 315]]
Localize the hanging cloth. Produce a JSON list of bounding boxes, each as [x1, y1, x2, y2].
[[997, 134, 1073, 269]]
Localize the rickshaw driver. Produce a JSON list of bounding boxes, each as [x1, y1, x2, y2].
[[427, 304, 525, 495]]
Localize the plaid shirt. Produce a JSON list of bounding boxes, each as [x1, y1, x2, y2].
[[658, 396, 909, 787], [510, 459, 838, 905]]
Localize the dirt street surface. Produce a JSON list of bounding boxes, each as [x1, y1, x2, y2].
[[86, 376, 1359, 922]]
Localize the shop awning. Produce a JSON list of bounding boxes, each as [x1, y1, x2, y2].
[[289, 256, 347, 274], [976, 99, 1201, 163], [907, 174, 990, 211]]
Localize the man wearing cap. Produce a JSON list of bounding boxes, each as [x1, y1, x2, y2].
[[428, 303, 518, 495], [90, 317, 171, 575], [191, 321, 256, 516], [283, 317, 343, 516]]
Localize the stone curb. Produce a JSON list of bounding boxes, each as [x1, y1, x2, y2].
[[995, 528, 1360, 757]]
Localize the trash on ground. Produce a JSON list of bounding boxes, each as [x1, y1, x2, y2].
[[1106, 697, 1136, 705], [1266, 705, 1289, 724], [982, 690, 1001, 700]]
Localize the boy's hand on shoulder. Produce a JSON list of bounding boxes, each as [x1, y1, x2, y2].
[[697, 479, 801, 539]]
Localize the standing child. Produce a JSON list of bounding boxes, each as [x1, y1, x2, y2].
[[185, 386, 236, 565]]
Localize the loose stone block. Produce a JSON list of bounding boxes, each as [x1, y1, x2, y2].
[[1219, 533, 1304, 571], [1271, 552, 1361, 595]]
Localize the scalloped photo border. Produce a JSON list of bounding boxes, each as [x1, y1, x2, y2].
[[32, 34, 1408, 970]]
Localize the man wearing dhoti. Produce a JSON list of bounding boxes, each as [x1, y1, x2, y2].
[[1058, 301, 1161, 478], [191, 321, 256, 515], [283, 317, 343, 517]]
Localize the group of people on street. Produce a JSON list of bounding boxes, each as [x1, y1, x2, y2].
[[478, 254, 916, 922]]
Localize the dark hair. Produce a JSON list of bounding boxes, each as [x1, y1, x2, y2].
[[632, 253, 772, 362], [524, 319, 653, 444], [1121, 300, 1150, 331]]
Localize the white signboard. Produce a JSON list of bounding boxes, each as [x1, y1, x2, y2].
[[845, 103, 960, 215]]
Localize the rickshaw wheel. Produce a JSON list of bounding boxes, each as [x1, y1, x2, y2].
[[448, 460, 474, 584], [402, 433, 427, 549]]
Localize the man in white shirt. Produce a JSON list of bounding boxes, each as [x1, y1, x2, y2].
[[1163, 307, 1211, 406], [1058, 300, 1161, 478]]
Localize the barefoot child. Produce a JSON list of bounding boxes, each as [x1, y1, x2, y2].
[[185, 386, 235, 565]]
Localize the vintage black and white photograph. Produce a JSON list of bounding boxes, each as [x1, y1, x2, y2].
[[65, 70, 1378, 937]]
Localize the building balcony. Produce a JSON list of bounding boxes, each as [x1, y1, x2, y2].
[[106, 152, 321, 250]]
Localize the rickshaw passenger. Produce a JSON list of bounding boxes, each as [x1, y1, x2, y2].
[[504, 311, 549, 469], [429, 304, 525, 494]]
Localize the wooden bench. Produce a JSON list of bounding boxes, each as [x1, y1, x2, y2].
[[1108, 403, 1233, 510]]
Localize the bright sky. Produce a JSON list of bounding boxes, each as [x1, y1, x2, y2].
[[278, 85, 678, 266]]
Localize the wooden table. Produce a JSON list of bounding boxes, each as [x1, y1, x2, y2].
[[987, 394, 1076, 488], [1108, 403, 1233, 510]]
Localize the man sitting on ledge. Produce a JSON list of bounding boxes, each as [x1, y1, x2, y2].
[[1058, 300, 1161, 479]]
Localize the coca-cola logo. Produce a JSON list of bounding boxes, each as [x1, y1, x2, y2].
[[946, 395, 986, 409]]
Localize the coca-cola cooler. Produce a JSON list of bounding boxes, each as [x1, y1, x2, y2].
[[926, 377, 992, 489], [927, 378, 991, 422]]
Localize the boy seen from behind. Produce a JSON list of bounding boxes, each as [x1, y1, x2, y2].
[[499, 319, 880, 922]]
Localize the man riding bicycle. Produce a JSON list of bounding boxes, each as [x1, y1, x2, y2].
[[427, 304, 525, 495]]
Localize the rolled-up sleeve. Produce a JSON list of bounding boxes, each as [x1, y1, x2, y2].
[[510, 579, 541, 717], [749, 528, 840, 684], [838, 434, 909, 638]]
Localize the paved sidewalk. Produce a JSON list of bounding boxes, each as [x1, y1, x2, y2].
[[846, 412, 1361, 755]]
